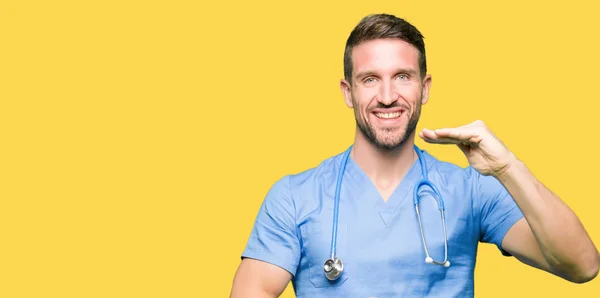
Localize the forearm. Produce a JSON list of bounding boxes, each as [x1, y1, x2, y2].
[[230, 286, 278, 298], [496, 157, 599, 281]]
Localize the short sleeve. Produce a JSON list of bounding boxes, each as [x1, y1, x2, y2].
[[241, 176, 301, 276], [474, 168, 524, 256]]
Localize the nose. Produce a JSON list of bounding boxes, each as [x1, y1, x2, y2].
[[378, 79, 399, 106]]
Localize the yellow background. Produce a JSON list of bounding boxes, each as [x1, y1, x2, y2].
[[1, 0, 599, 297]]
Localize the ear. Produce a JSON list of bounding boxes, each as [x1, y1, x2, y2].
[[421, 74, 432, 105], [340, 79, 353, 108]]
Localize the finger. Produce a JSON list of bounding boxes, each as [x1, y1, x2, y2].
[[419, 129, 458, 144], [419, 129, 440, 143], [420, 128, 437, 140], [430, 127, 482, 143], [421, 136, 465, 145], [457, 142, 472, 156]]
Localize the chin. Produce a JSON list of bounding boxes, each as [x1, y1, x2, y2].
[[358, 120, 413, 150], [374, 129, 414, 149], [373, 137, 407, 150]]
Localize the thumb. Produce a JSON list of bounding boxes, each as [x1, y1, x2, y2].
[[457, 143, 471, 157]]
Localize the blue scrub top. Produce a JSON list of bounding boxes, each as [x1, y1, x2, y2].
[[241, 146, 524, 297]]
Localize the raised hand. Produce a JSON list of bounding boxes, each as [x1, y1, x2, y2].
[[418, 120, 518, 177]]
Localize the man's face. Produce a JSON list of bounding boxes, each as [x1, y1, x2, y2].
[[341, 38, 432, 150]]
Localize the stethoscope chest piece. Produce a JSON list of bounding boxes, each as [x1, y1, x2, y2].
[[323, 257, 343, 280]]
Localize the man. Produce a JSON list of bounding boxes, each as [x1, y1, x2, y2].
[[230, 14, 599, 297]]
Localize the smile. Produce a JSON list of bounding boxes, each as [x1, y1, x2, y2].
[[374, 112, 401, 119]]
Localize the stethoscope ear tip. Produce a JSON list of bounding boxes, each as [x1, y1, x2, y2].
[[424, 257, 451, 267]]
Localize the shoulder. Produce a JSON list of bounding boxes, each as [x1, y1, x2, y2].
[[286, 149, 346, 190], [421, 149, 511, 200], [421, 149, 479, 183], [265, 149, 347, 202], [421, 149, 507, 200]]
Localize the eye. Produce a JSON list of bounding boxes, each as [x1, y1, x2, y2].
[[396, 74, 409, 80], [363, 77, 377, 85]]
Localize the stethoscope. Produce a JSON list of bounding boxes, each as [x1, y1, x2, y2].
[[323, 145, 450, 281]]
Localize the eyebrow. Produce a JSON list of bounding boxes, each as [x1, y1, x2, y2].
[[355, 68, 419, 79]]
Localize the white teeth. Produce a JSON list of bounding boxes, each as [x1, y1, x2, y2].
[[375, 112, 401, 119]]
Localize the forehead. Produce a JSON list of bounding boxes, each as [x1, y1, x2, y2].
[[351, 39, 420, 75]]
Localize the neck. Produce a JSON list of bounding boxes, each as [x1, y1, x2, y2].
[[350, 129, 418, 187]]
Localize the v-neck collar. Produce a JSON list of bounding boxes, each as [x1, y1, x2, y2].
[[341, 146, 435, 225]]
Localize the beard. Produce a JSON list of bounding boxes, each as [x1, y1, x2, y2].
[[355, 99, 422, 151]]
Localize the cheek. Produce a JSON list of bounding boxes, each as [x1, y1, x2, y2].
[[351, 91, 368, 109], [398, 87, 422, 105], [359, 99, 375, 119], [354, 89, 376, 107]]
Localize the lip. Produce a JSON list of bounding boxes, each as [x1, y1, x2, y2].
[[371, 107, 405, 113], [371, 107, 405, 121], [371, 110, 404, 123]]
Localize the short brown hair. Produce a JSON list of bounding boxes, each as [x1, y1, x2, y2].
[[344, 14, 427, 83]]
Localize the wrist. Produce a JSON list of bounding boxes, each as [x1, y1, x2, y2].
[[493, 153, 522, 182]]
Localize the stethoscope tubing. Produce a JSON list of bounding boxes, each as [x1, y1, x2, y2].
[[330, 145, 351, 260], [325, 144, 449, 280]]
